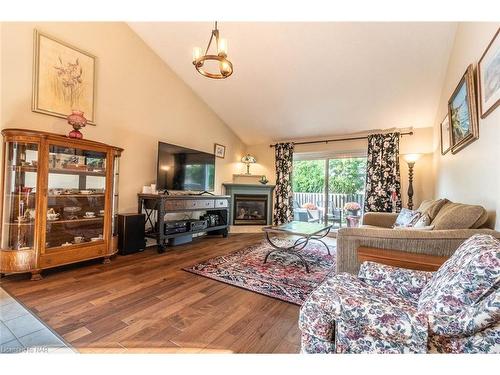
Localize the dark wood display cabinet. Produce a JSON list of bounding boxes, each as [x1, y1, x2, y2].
[[0, 129, 123, 280]]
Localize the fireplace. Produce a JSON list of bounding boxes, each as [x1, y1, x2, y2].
[[233, 194, 268, 225]]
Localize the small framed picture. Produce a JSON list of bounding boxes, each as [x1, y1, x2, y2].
[[448, 64, 479, 154], [478, 28, 500, 119], [214, 143, 226, 158], [440, 114, 451, 155]]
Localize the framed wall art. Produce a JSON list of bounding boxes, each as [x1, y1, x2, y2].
[[32, 30, 97, 125], [448, 64, 479, 154], [440, 114, 451, 155], [478, 28, 500, 119], [214, 143, 226, 158]]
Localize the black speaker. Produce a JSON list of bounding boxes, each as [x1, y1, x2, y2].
[[118, 213, 146, 255]]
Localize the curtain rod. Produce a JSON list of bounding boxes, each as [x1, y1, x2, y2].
[[269, 131, 414, 148]]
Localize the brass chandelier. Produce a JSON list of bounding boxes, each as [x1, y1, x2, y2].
[[192, 21, 233, 79]]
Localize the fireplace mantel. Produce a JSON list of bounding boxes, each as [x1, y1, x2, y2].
[[222, 183, 275, 226]]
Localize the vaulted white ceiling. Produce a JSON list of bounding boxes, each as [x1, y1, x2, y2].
[[129, 22, 457, 145]]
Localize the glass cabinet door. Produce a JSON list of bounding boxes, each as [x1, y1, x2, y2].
[[112, 156, 120, 236], [1, 142, 39, 250], [45, 145, 106, 249]]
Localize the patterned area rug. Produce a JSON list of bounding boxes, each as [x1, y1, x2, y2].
[[183, 239, 336, 305]]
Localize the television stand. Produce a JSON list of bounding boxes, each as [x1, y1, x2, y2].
[[138, 193, 230, 253]]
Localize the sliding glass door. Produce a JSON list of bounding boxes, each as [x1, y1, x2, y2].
[[326, 157, 366, 226], [292, 156, 366, 227]]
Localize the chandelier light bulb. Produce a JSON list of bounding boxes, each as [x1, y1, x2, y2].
[[220, 60, 231, 76], [192, 47, 202, 63], [218, 38, 228, 57]]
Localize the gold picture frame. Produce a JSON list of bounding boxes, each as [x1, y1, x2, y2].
[[440, 114, 451, 155], [448, 64, 479, 154], [32, 30, 97, 125], [478, 28, 500, 119]]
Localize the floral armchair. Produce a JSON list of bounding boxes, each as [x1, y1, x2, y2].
[[299, 234, 500, 353]]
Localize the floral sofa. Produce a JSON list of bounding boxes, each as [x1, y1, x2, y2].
[[299, 234, 500, 353]]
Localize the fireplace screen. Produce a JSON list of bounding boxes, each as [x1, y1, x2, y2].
[[233, 194, 268, 225]]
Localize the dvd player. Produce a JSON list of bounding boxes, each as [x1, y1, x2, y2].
[[189, 219, 208, 231], [164, 220, 188, 235]]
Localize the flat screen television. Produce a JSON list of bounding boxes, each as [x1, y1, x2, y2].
[[156, 142, 215, 192]]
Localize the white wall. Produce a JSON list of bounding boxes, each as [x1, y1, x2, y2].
[[0, 22, 246, 213], [433, 23, 500, 229]]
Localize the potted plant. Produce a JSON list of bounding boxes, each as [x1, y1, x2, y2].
[[344, 202, 361, 217]]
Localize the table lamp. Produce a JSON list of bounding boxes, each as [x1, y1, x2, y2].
[[241, 154, 256, 175]]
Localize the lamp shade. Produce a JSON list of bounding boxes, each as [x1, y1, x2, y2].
[[241, 154, 256, 164], [403, 153, 422, 163]]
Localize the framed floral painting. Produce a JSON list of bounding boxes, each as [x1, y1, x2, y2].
[[440, 114, 451, 155], [32, 30, 97, 124], [448, 64, 479, 154], [478, 28, 500, 119]]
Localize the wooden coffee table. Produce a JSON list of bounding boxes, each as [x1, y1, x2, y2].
[[262, 221, 332, 273]]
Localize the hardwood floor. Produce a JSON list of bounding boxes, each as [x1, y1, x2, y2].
[[0, 234, 302, 353]]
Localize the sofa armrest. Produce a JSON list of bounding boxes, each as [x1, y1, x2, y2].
[[428, 292, 500, 338], [362, 212, 399, 228], [336, 227, 500, 275], [358, 261, 433, 301]]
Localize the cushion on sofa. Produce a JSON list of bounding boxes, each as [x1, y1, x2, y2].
[[432, 202, 488, 230], [417, 199, 448, 221], [413, 214, 431, 228], [394, 208, 422, 228], [471, 209, 489, 229]]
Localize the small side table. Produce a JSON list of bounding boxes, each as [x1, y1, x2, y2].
[[346, 215, 361, 228]]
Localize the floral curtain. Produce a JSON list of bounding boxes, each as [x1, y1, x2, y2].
[[273, 142, 295, 225], [364, 133, 402, 212]]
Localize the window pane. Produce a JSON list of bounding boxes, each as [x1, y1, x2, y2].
[[327, 157, 366, 227], [292, 159, 325, 224]]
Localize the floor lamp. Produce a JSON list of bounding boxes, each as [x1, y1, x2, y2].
[[403, 154, 421, 210]]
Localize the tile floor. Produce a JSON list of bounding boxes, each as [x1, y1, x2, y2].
[[0, 287, 75, 354]]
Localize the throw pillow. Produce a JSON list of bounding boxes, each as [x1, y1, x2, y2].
[[432, 202, 488, 230], [393, 208, 421, 228], [417, 199, 449, 221], [413, 214, 431, 228]]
